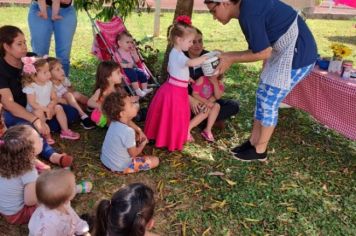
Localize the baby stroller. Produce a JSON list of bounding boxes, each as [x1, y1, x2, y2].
[[85, 9, 160, 96]]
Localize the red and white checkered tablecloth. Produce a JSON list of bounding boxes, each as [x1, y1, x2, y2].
[[284, 67, 356, 140]]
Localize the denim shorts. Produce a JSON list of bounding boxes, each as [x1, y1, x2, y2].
[[255, 64, 314, 127]]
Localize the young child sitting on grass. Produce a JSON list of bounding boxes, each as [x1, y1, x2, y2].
[[188, 75, 224, 142], [47, 57, 95, 130], [100, 91, 159, 173], [28, 169, 91, 236], [0, 125, 43, 224], [87, 61, 124, 127]]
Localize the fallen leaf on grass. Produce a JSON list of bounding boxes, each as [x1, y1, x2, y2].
[[222, 177, 237, 186], [156, 180, 165, 199], [209, 200, 227, 209], [181, 219, 187, 236], [287, 207, 298, 213], [244, 218, 261, 223], [241, 202, 257, 207], [202, 227, 211, 236], [208, 171, 225, 176]]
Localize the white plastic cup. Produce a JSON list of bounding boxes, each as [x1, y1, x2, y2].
[[202, 56, 220, 76]]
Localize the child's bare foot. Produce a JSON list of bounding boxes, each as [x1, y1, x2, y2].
[[52, 14, 63, 20], [37, 11, 48, 19]]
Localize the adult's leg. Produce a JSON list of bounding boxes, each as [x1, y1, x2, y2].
[[53, 6, 77, 76], [28, 2, 53, 56], [253, 65, 314, 153]]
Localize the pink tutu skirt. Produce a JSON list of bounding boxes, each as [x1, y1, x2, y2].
[[144, 80, 190, 151]]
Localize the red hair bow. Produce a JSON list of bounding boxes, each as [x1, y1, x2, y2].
[[176, 15, 192, 25]]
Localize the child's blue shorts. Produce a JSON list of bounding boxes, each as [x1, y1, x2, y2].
[[255, 64, 314, 127]]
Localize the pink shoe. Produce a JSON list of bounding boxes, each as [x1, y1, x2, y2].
[[201, 130, 215, 142], [187, 133, 195, 142], [60, 129, 80, 140]]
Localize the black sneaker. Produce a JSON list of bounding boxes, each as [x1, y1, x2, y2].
[[81, 117, 96, 130], [231, 140, 253, 154], [232, 146, 267, 162]]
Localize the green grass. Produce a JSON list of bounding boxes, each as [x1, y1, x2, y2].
[[0, 6, 355, 235]]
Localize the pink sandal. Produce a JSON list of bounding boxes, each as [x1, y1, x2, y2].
[[201, 130, 215, 142]]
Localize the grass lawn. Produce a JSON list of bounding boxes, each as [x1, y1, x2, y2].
[[0, 6, 355, 235]]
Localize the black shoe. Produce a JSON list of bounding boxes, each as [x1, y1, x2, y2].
[[231, 140, 253, 154], [232, 146, 267, 162], [81, 117, 96, 130]]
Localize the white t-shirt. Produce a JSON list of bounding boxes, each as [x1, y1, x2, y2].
[[22, 81, 53, 112], [168, 48, 190, 82], [100, 121, 136, 172], [28, 203, 89, 236], [0, 168, 38, 215]]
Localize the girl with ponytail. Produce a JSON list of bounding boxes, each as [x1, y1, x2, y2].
[[144, 16, 209, 151], [93, 183, 158, 236]]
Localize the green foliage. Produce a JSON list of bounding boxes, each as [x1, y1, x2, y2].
[[136, 40, 161, 77], [74, 0, 146, 21]]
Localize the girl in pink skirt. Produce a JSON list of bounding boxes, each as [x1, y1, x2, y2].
[[144, 16, 208, 151]]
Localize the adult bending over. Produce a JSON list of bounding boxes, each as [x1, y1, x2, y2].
[[204, 0, 317, 161]]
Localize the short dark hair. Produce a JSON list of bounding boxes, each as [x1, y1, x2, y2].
[[102, 90, 128, 121], [36, 169, 75, 209]]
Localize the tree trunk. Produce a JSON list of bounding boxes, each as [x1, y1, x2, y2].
[[160, 0, 194, 82]]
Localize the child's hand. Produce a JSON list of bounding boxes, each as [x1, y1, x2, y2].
[[198, 103, 208, 113], [206, 101, 214, 109], [189, 78, 195, 84], [37, 10, 48, 19]]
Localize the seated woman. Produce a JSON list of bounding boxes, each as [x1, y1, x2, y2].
[[185, 28, 240, 128], [0, 25, 77, 167]]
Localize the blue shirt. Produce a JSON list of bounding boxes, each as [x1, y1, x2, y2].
[[238, 0, 317, 69]]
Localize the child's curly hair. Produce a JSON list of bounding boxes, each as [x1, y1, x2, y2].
[[94, 61, 122, 102], [21, 58, 48, 87], [0, 125, 36, 179], [102, 90, 128, 121]]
